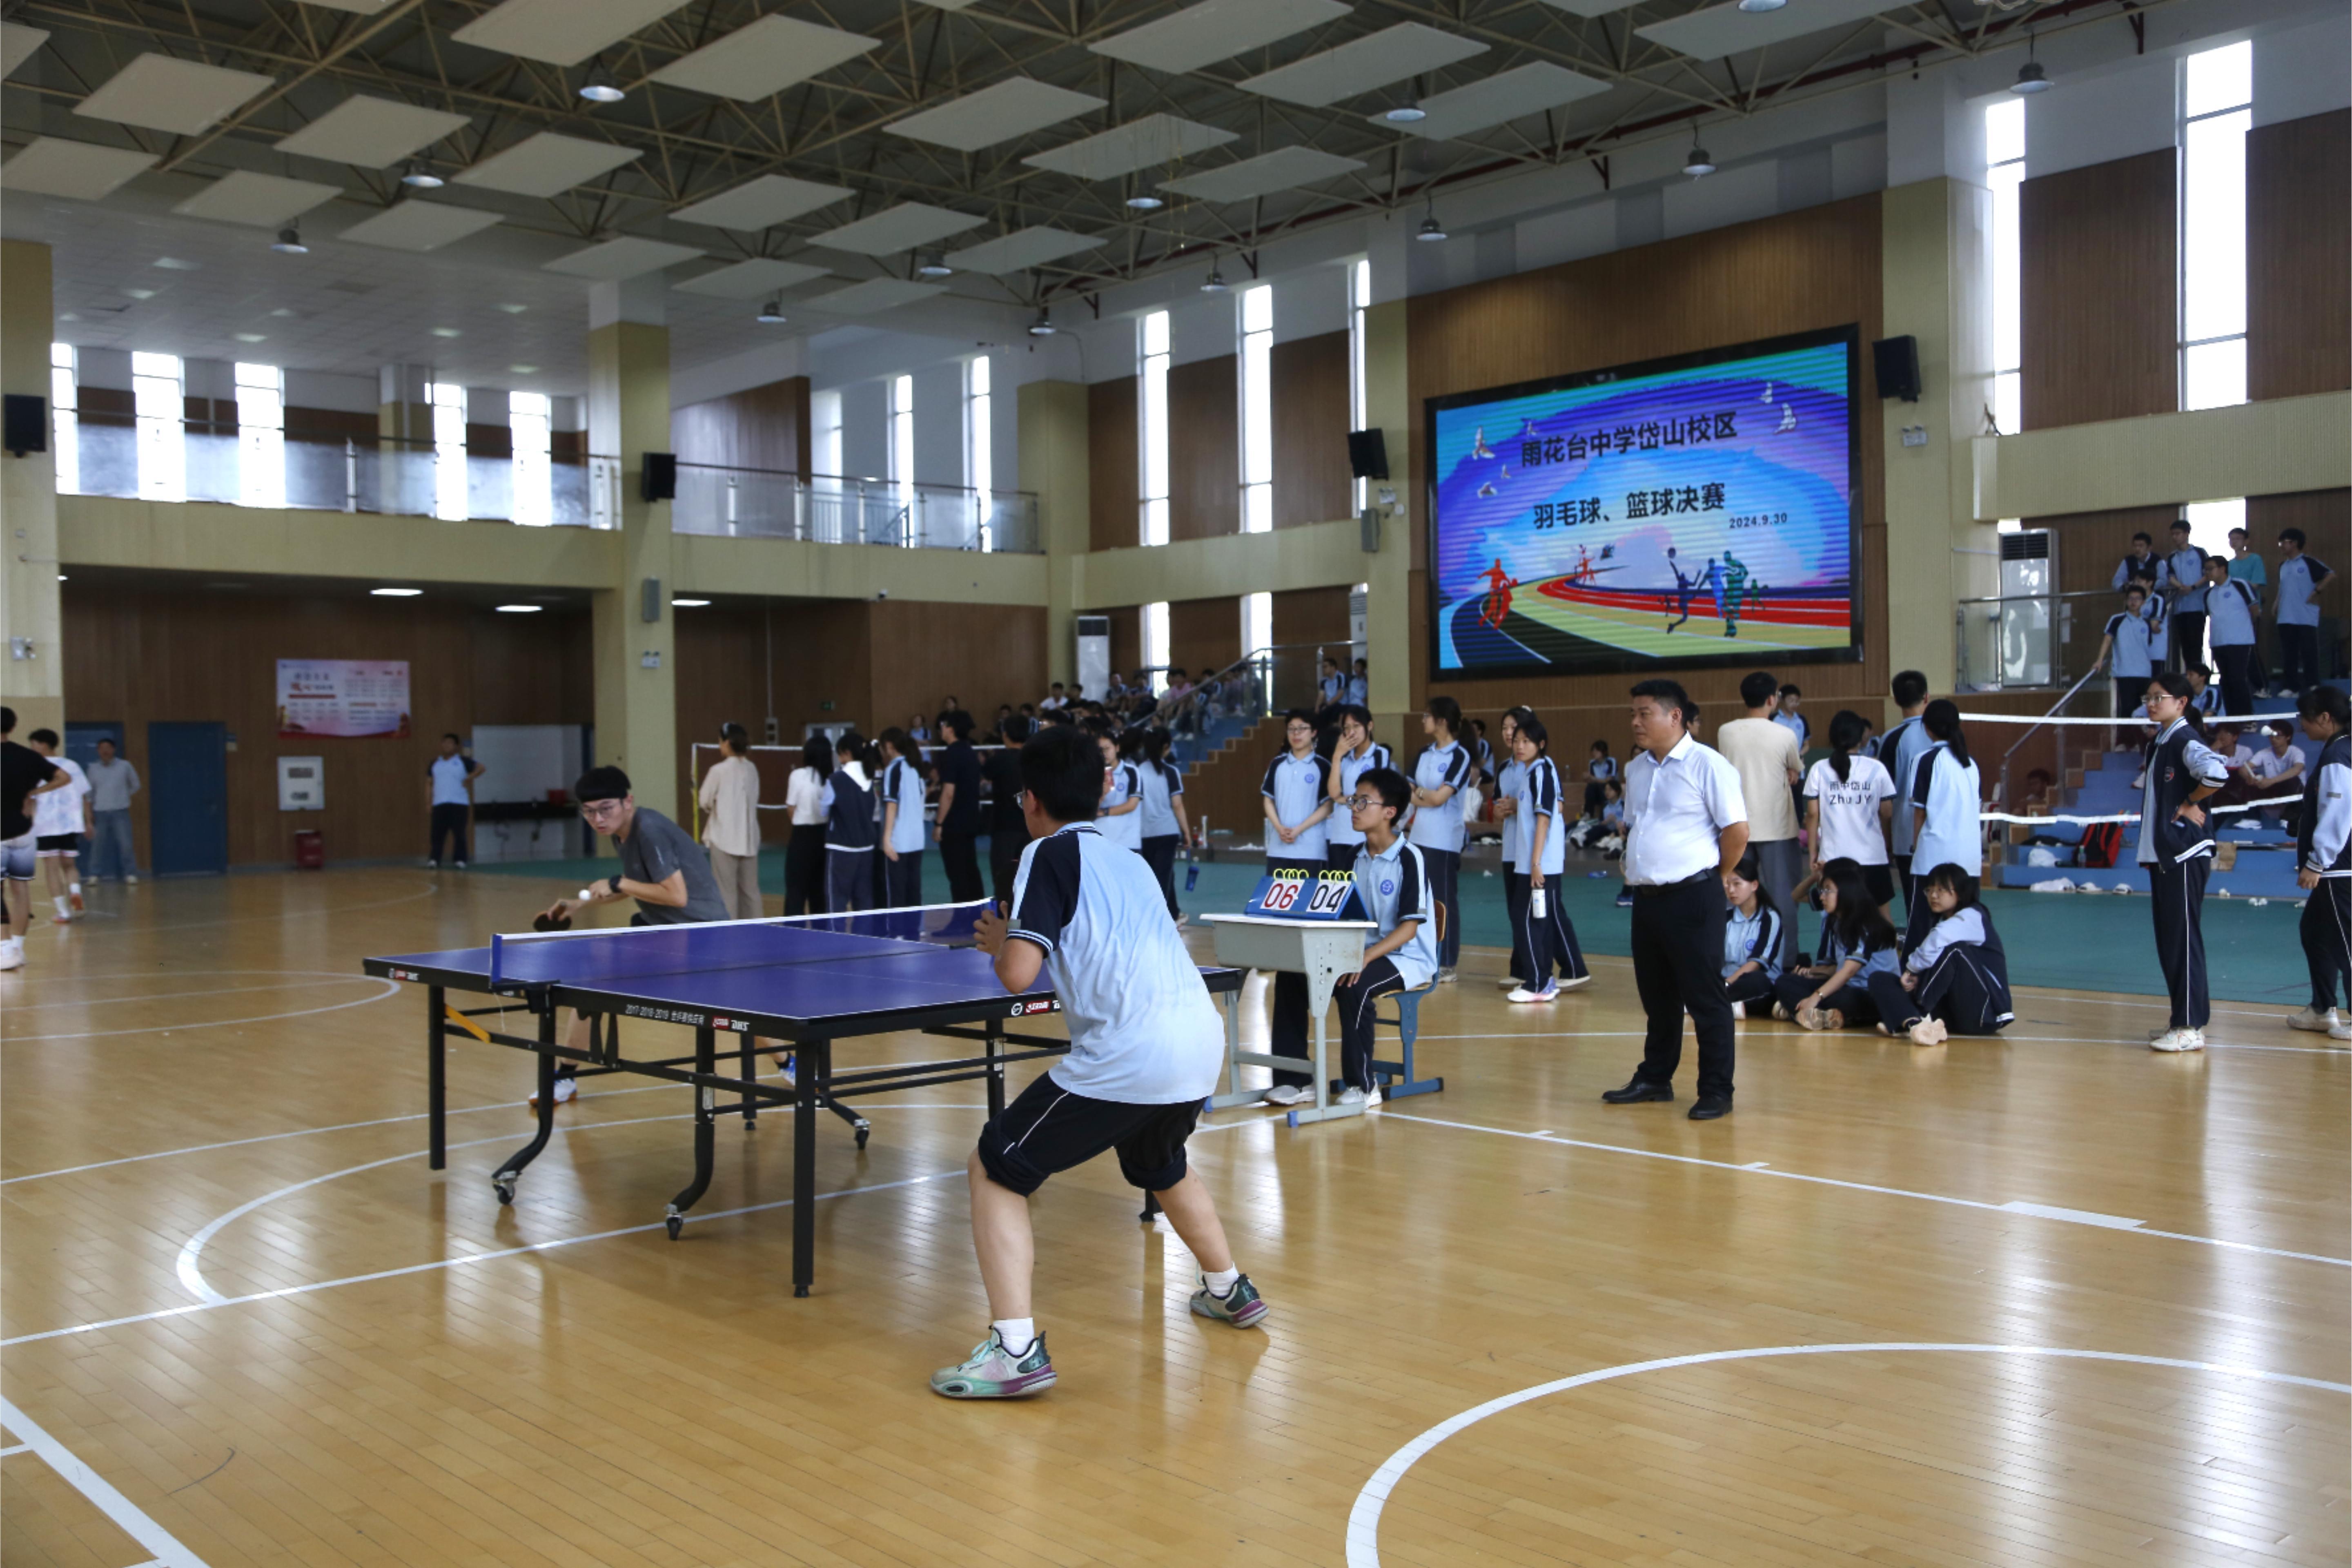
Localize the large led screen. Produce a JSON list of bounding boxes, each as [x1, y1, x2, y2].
[[1427, 327, 1863, 678]]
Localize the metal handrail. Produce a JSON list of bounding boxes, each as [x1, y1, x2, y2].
[[671, 458, 1037, 505], [1998, 663, 2106, 809]]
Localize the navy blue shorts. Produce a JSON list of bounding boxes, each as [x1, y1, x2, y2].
[[976, 1072, 1203, 1197]]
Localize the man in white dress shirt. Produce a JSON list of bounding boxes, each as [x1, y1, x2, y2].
[[1602, 679, 1751, 1120]]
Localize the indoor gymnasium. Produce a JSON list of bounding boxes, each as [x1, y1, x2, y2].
[[2, 0, 2348, 1563]]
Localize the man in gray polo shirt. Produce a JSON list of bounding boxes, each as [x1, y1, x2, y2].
[[85, 735, 140, 883]]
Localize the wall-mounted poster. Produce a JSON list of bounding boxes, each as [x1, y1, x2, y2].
[[276, 659, 412, 738]]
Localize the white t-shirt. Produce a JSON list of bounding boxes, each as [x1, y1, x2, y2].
[[2249, 744, 2305, 783], [31, 757, 88, 839], [785, 765, 827, 826], [1803, 754, 1895, 866]]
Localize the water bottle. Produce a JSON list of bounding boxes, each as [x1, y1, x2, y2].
[[1530, 886, 1547, 920], [1184, 849, 1200, 892]]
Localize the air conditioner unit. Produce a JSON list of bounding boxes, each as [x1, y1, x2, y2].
[[1075, 615, 1111, 702], [1997, 530, 2055, 687]]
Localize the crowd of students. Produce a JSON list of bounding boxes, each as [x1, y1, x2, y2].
[[2098, 523, 2334, 721]]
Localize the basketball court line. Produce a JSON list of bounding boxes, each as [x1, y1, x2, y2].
[[0, 977, 402, 1042], [0, 1393, 209, 1567]]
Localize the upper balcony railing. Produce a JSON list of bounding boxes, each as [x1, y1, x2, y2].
[[670, 460, 1040, 555]]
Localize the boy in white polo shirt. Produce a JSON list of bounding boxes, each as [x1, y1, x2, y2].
[[941, 726, 1267, 1399]]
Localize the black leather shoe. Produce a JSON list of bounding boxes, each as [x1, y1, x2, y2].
[[1687, 1096, 1732, 1120], [1601, 1076, 1674, 1104]]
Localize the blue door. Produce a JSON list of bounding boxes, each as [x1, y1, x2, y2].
[[147, 722, 228, 876], [63, 722, 122, 860]]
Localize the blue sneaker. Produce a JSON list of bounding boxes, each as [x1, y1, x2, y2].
[[930, 1329, 1056, 1398]]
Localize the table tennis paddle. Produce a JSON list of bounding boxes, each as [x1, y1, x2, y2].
[[533, 913, 572, 933]]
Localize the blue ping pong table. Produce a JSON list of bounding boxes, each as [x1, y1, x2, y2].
[[365, 903, 1244, 1296]]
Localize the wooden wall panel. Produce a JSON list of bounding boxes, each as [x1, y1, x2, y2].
[[285, 408, 376, 441], [672, 376, 811, 475], [1109, 606, 1141, 685], [870, 601, 1047, 735], [1167, 596, 1239, 683], [2249, 490, 2352, 621], [1089, 376, 1138, 551], [2019, 149, 2177, 429], [61, 582, 590, 869], [1168, 355, 1238, 541], [1273, 585, 1351, 650], [2248, 109, 2351, 402], [1272, 330, 1353, 528], [1408, 194, 1886, 722]]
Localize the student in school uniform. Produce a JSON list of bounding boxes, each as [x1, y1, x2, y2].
[[1325, 766, 1437, 1106], [2274, 528, 2334, 695], [1323, 705, 1391, 880], [1866, 863, 2014, 1045], [1096, 729, 1147, 855], [2288, 684, 2352, 1041], [2140, 673, 2230, 1053], [1719, 849, 1785, 1019], [2202, 555, 2261, 718], [1408, 696, 1473, 982], [1774, 857, 1900, 1031], [1903, 701, 1982, 956], [2112, 530, 2165, 597], [2161, 518, 2209, 672], [1506, 715, 1590, 1002], [2096, 584, 2165, 744], [1260, 710, 1334, 1106], [782, 735, 832, 917], [1346, 659, 1369, 707], [1135, 728, 1190, 920], [877, 728, 928, 909], [822, 733, 879, 913], [1803, 709, 1898, 909], [1490, 708, 1531, 991], [1771, 685, 1809, 752], [1583, 739, 1619, 819], [2245, 721, 2307, 825], [985, 717, 1032, 905], [932, 710, 986, 904], [1882, 669, 1933, 917], [942, 726, 1267, 1400]]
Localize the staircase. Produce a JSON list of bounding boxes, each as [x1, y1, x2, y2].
[[1176, 714, 1286, 852]]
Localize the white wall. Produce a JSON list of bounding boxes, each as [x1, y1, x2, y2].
[[910, 360, 964, 488], [838, 378, 889, 481], [2255, 7, 2352, 125]]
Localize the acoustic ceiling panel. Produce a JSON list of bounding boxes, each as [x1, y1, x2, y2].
[[1380, 60, 1609, 139], [1238, 23, 1485, 107], [172, 171, 343, 226], [671, 173, 854, 231], [74, 54, 275, 135], [1091, 0, 1351, 76], [809, 202, 987, 255], [451, 0, 692, 67], [1158, 146, 1364, 202], [1636, 0, 1916, 62], [1533, 0, 1645, 15], [1021, 114, 1236, 181], [0, 137, 156, 200], [453, 132, 641, 197], [885, 78, 1107, 151], [336, 200, 504, 251], [806, 278, 947, 314], [274, 97, 472, 168], [944, 226, 1102, 274], [648, 15, 881, 101], [672, 258, 832, 298], [543, 236, 705, 278], [2, 22, 49, 78]]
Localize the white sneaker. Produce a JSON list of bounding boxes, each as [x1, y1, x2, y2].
[[2331, 1020, 2352, 1043], [1337, 1086, 1366, 1106], [1728, 1001, 1746, 1020], [1261, 1085, 1306, 1107], [1436, 967, 1458, 984], [528, 1074, 581, 1111], [0, 941, 21, 972], [1505, 984, 1558, 1003], [2149, 1027, 2206, 1053], [2287, 1005, 2336, 1033], [125, 874, 138, 884]]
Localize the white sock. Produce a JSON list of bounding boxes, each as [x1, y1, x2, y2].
[[1201, 1267, 1239, 1298], [991, 1317, 1037, 1354], [52, 896, 68, 918], [68, 881, 80, 895]]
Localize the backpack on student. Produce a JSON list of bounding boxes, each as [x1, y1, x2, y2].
[[2080, 821, 2125, 869]]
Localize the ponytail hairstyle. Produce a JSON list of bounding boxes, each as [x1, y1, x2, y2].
[[834, 729, 877, 775], [878, 726, 927, 773], [1116, 726, 1147, 760], [1820, 856, 1898, 954], [720, 721, 751, 757], [2147, 670, 2207, 738], [1922, 698, 1971, 770], [1826, 708, 1866, 783], [1922, 862, 1982, 913]]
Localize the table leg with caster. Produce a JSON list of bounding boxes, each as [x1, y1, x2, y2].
[[1139, 1189, 1161, 1224], [426, 985, 447, 1171], [493, 1009, 559, 1205], [793, 1037, 823, 1296], [665, 1024, 718, 1239], [739, 1033, 758, 1127]]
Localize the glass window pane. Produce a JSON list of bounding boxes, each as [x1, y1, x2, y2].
[[1141, 496, 1168, 548], [1989, 161, 2023, 373], [2183, 337, 2245, 411], [1243, 482, 1271, 535], [1993, 370, 2021, 437], [970, 355, 989, 396], [2184, 40, 2252, 119], [1984, 98, 2025, 167], [1241, 284, 1272, 334], [50, 342, 74, 370], [50, 365, 74, 413], [131, 351, 180, 379], [2184, 496, 2243, 557], [2181, 109, 2248, 344], [1143, 310, 1169, 357], [1140, 356, 1168, 501], [1242, 333, 1272, 485]]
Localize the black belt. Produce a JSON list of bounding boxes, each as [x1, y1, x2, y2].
[[1630, 870, 1714, 898]]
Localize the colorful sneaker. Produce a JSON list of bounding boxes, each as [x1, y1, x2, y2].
[[1505, 984, 1556, 1003], [1190, 1273, 1269, 1328], [930, 1328, 1056, 1399]]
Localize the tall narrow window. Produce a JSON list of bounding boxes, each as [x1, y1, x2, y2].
[[49, 343, 77, 495], [131, 351, 185, 502], [1985, 98, 2025, 435], [967, 356, 993, 550], [234, 362, 285, 510], [1242, 590, 1270, 655], [2184, 496, 2244, 559], [1138, 310, 1169, 546], [2180, 40, 2251, 412], [427, 380, 467, 520], [813, 388, 843, 478], [889, 372, 915, 517], [510, 391, 552, 526], [1348, 258, 1371, 514], [1143, 601, 1169, 693], [1238, 284, 1273, 533]]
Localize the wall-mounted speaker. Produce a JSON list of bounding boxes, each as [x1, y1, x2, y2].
[[1871, 336, 1922, 403], [1346, 428, 1389, 480], [3, 394, 48, 457], [640, 452, 677, 501]]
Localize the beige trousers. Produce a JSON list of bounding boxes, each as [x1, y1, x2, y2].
[[708, 846, 762, 920]]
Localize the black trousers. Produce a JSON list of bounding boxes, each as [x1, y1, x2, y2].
[[784, 822, 826, 915], [882, 848, 923, 908], [2170, 610, 2206, 673], [2278, 623, 2319, 692], [1773, 971, 1879, 1027], [1420, 846, 1461, 967], [1866, 948, 2009, 1036], [1503, 869, 1532, 982], [827, 851, 873, 913], [428, 803, 470, 864], [1265, 856, 1326, 1088], [1629, 875, 1735, 1100], [1333, 956, 1408, 1092], [2214, 644, 2256, 719], [2149, 855, 2211, 1029], [1723, 968, 1777, 1007], [939, 831, 983, 903], [1893, 853, 1914, 926], [990, 830, 1027, 908], [1519, 876, 1588, 984], [1141, 835, 1182, 918], [2303, 875, 2352, 1012]]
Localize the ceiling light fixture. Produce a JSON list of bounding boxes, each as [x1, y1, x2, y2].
[[1385, 75, 1428, 122], [2012, 59, 2052, 94], [1415, 198, 1446, 243], [755, 300, 787, 325], [1736, 0, 1787, 12], [430, 327, 461, 337], [370, 587, 423, 597], [1028, 308, 1056, 336], [401, 159, 444, 189], [579, 58, 626, 104], [1683, 128, 1716, 177], [1125, 192, 1165, 211], [494, 604, 542, 613], [270, 225, 308, 254], [672, 598, 711, 608], [1201, 263, 1229, 292], [234, 332, 267, 343], [509, 364, 539, 374], [915, 250, 954, 278], [496, 303, 528, 314]]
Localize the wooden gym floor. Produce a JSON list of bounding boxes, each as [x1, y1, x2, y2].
[[2, 869, 2345, 1568]]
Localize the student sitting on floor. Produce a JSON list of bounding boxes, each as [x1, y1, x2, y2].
[[1774, 857, 1900, 1031], [1865, 862, 2015, 1046], [1719, 849, 1786, 1020]]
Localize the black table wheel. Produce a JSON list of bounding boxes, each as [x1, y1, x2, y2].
[[493, 1176, 515, 1205], [855, 1120, 871, 1150], [666, 1215, 684, 1240]]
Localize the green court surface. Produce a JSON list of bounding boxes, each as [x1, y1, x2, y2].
[[474, 841, 2312, 1009]]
